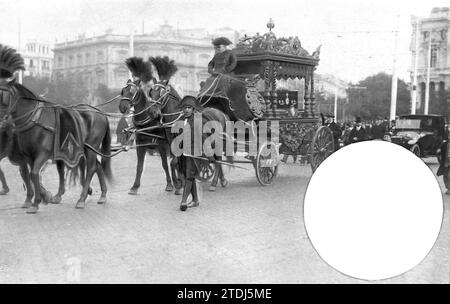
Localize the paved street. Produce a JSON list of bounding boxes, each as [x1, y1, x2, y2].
[[0, 152, 449, 283]]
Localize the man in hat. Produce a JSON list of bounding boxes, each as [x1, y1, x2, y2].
[[208, 37, 237, 76], [346, 117, 367, 145], [198, 37, 237, 105], [325, 113, 342, 151]]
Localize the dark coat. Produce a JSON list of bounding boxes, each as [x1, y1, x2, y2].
[[371, 124, 385, 140], [207, 50, 237, 75], [327, 121, 342, 150], [347, 126, 367, 144], [437, 130, 450, 176]]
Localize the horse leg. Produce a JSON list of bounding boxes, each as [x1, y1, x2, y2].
[[159, 146, 173, 192], [129, 147, 146, 195], [50, 160, 65, 204], [79, 158, 93, 196], [76, 151, 97, 209], [0, 167, 9, 195], [209, 160, 221, 192], [19, 164, 33, 208], [95, 160, 108, 205], [27, 155, 49, 214], [218, 164, 228, 188]]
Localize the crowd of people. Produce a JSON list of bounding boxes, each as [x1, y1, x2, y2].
[[338, 116, 393, 146]]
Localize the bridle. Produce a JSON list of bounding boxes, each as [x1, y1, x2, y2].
[[150, 82, 171, 112]]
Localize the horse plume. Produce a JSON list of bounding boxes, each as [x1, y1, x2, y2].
[[149, 56, 178, 81], [0, 44, 25, 78], [125, 56, 153, 82]]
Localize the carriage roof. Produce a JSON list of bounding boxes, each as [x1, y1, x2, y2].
[[231, 19, 321, 120]]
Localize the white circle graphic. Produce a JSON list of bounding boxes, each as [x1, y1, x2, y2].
[[304, 141, 443, 280]]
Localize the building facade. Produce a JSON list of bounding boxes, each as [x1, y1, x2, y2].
[[22, 40, 53, 78], [52, 24, 239, 101], [410, 7, 450, 114]]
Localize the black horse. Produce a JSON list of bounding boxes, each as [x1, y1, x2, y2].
[[0, 97, 57, 206], [118, 79, 181, 194], [0, 80, 113, 213]]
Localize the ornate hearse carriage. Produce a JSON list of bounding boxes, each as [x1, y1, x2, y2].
[[199, 19, 335, 185]]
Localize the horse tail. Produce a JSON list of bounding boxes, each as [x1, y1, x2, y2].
[[65, 160, 81, 188], [101, 120, 114, 183]]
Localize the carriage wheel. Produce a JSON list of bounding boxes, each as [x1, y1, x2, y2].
[[310, 126, 334, 172], [197, 162, 216, 182], [256, 141, 279, 186]]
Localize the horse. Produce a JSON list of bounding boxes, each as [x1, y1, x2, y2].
[[0, 80, 113, 213], [118, 79, 181, 195]]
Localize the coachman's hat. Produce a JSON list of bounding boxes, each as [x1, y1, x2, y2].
[[212, 37, 232, 46], [355, 117, 362, 123], [181, 95, 202, 110], [325, 112, 335, 118]]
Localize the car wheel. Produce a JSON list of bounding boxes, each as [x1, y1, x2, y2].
[[410, 144, 421, 157]]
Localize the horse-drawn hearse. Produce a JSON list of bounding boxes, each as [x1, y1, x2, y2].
[[118, 19, 335, 194]]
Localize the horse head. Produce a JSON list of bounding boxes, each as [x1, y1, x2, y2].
[[119, 79, 140, 114], [0, 81, 38, 119], [148, 80, 182, 123], [148, 80, 169, 120]]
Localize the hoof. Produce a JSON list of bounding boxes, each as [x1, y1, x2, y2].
[[187, 201, 199, 208], [97, 197, 107, 204], [0, 188, 9, 195], [165, 184, 174, 192], [180, 204, 187, 212], [208, 185, 216, 192], [42, 191, 52, 205], [128, 188, 138, 195], [220, 179, 229, 188], [87, 187, 93, 196], [22, 201, 32, 209], [51, 195, 62, 204], [75, 201, 86, 209], [26, 205, 39, 214], [174, 188, 182, 195]]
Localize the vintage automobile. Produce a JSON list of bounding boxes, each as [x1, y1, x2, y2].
[[384, 114, 446, 158]]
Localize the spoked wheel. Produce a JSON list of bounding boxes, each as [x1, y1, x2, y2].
[[410, 144, 421, 158], [256, 141, 279, 186], [197, 161, 216, 182], [310, 126, 334, 172]]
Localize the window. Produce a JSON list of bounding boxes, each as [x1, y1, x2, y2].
[[423, 31, 430, 41], [58, 56, 63, 67], [97, 51, 104, 63], [77, 54, 83, 66], [85, 53, 91, 65], [29, 59, 34, 68], [42, 61, 50, 70], [430, 48, 438, 68]]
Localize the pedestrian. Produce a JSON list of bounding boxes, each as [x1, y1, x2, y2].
[[178, 95, 206, 210], [437, 126, 450, 195], [346, 117, 367, 145], [325, 113, 342, 151], [371, 119, 385, 140]]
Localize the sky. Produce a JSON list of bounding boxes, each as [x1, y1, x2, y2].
[[0, 0, 449, 83]]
